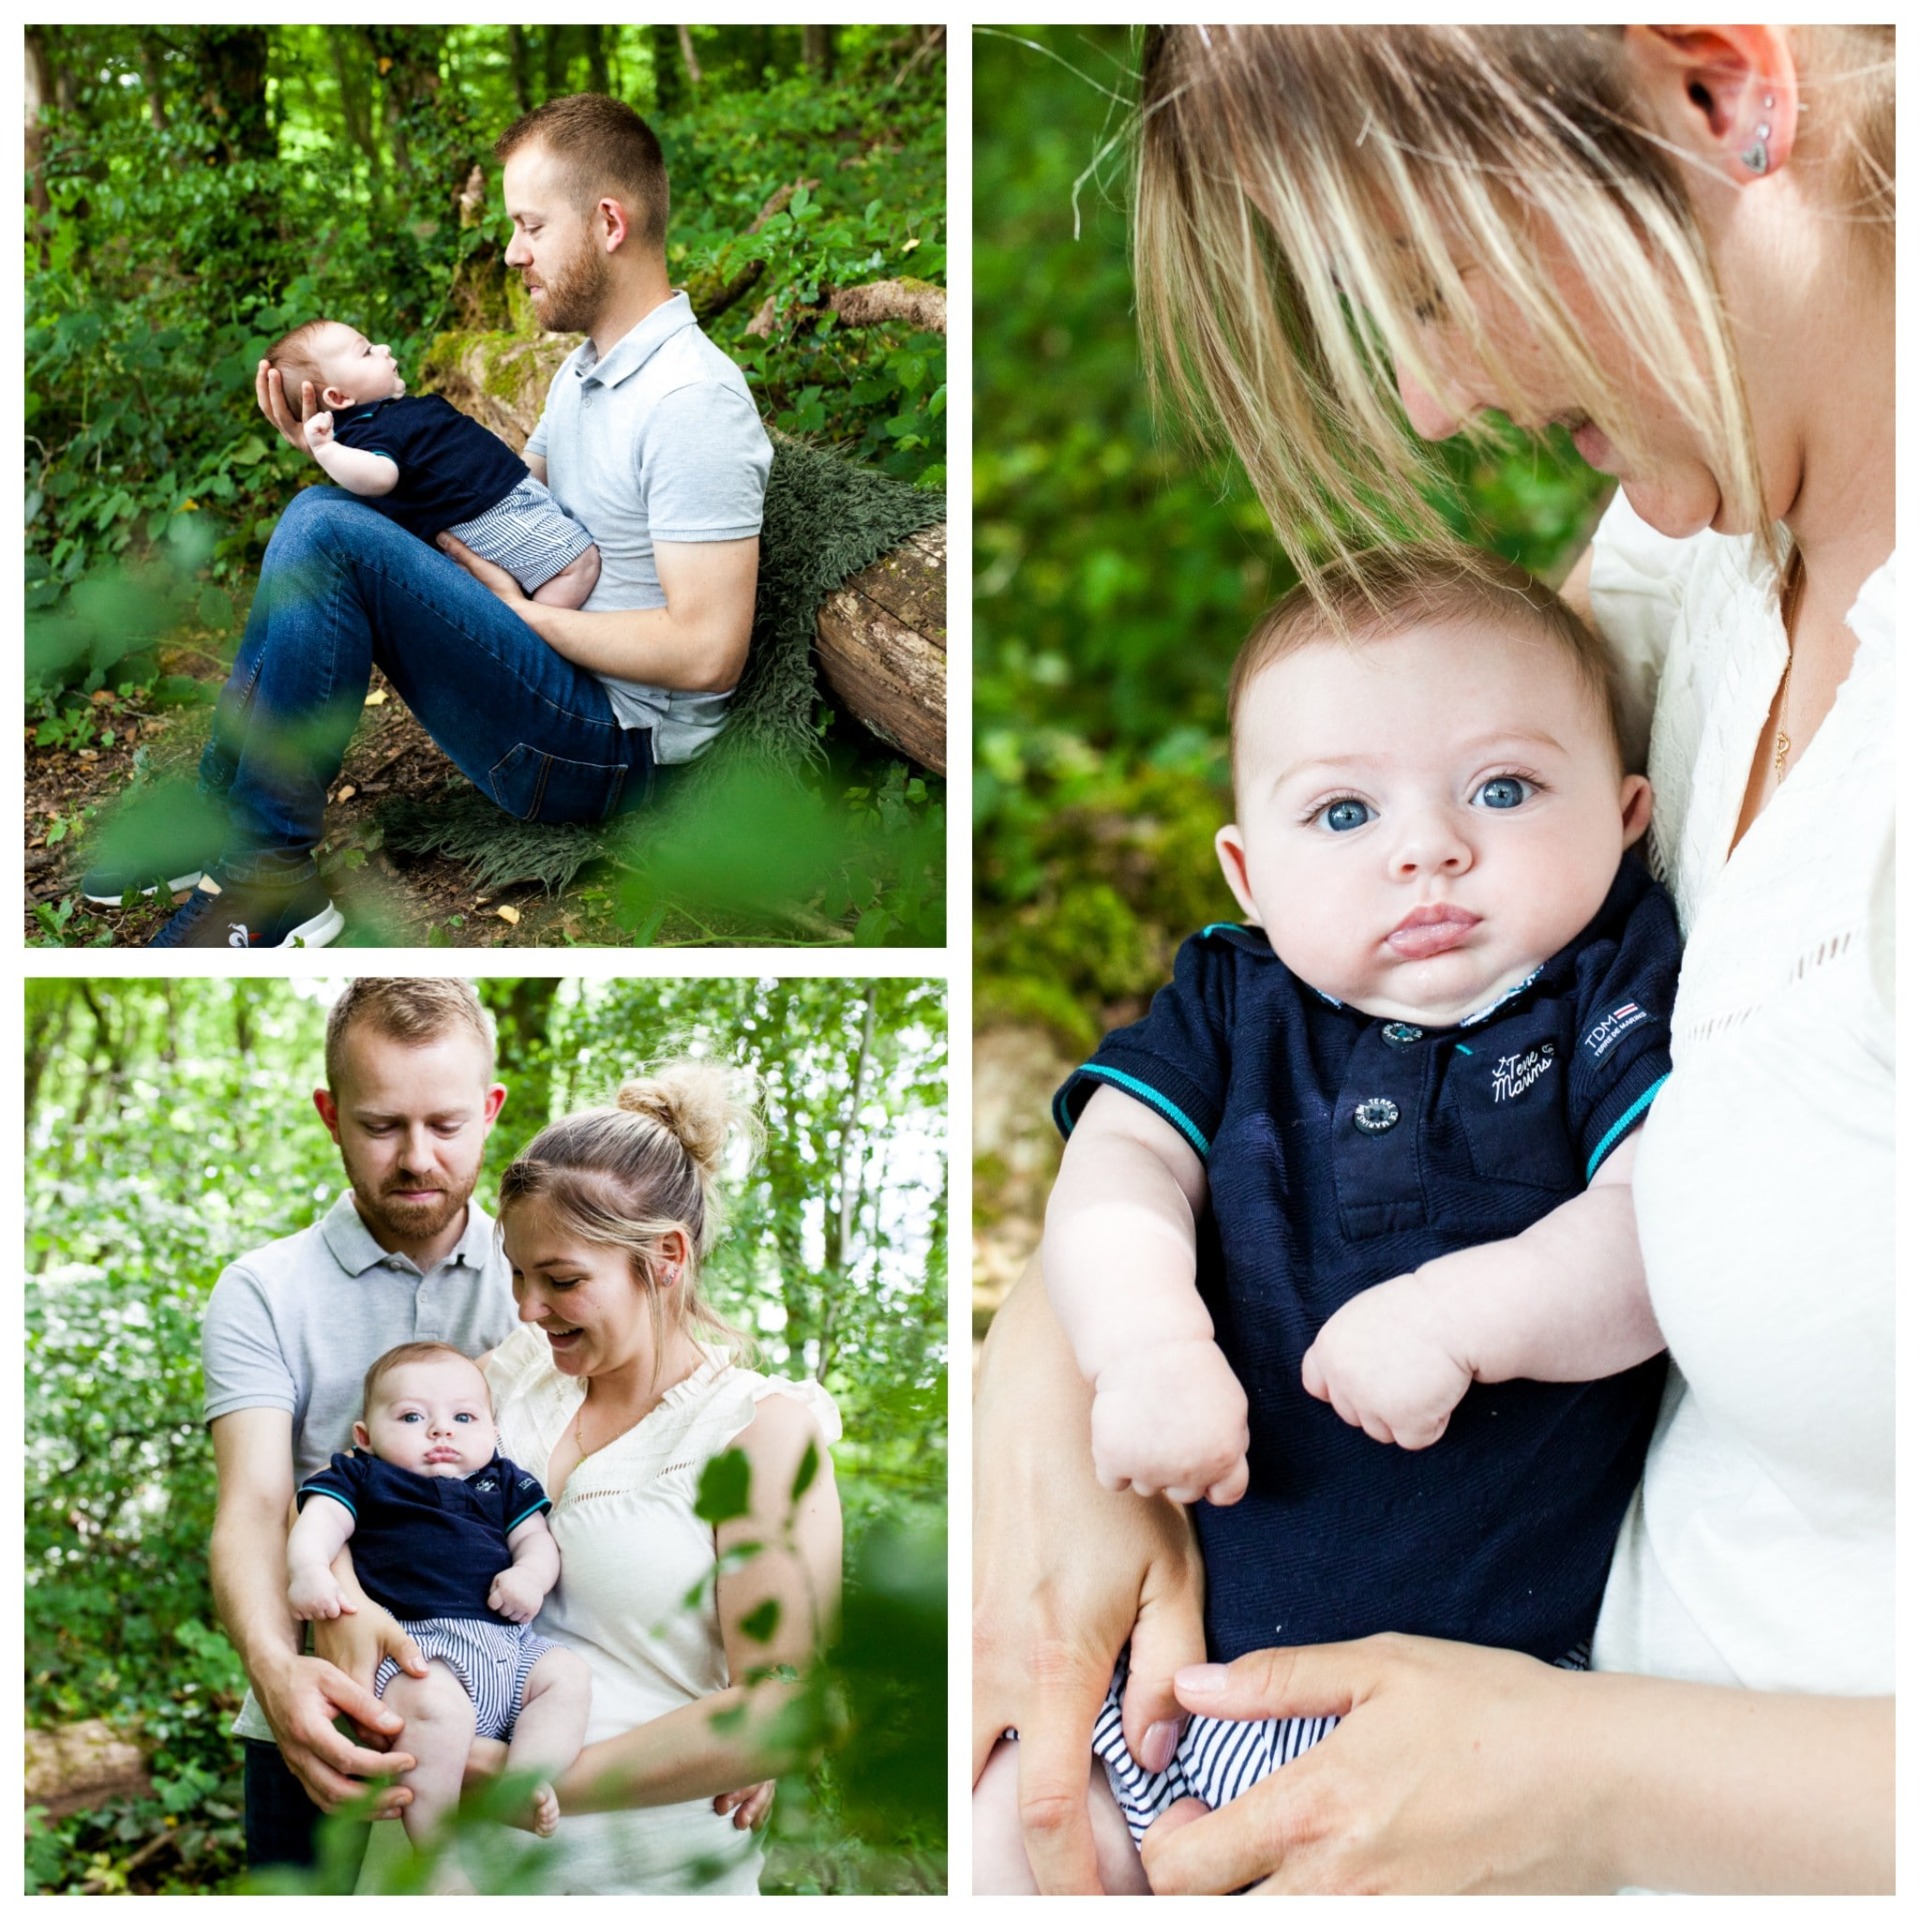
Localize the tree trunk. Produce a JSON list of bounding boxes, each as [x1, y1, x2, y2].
[[25, 1720, 150, 1820], [543, 24, 571, 101], [803, 26, 836, 82], [191, 27, 273, 166], [329, 27, 382, 188], [583, 23, 610, 97], [507, 26, 534, 111], [25, 27, 53, 255], [815, 525, 948, 774], [136, 33, 169, 132], [676, 25, 704, 93]]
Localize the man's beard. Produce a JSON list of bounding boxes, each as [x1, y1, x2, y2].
[[528, 240, 612, 335], [349, 1171, 474, 1248]]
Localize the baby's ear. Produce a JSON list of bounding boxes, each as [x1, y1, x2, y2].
[[1214, 823, 1262, 924], [351, 1420, 371, 1450]]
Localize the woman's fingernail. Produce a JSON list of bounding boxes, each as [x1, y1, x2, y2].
[[1175, 1663, 1228, 1696], [1142, 1718, 1183, 1772]]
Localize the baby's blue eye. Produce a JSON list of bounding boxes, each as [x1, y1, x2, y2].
[[399, 1411, 423, 1423], [1475, 777, 1531, 810], [455, 1412, 474, 1423], [1322, 798, 1374, 832]]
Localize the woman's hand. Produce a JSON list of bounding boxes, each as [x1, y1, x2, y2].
[[255, 359, 318, 457], [1140, 1635, 1601, 1894], [436, 531, 525, 610], [972, 1261, 1207, 1893]]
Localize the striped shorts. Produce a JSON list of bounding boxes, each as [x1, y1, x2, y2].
[[444, 477, 595, 594], [1095, 1641, 1590, 1850], [374, 1615, 563, 1741]]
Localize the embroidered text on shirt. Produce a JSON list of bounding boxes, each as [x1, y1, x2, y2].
[[1583, 1002, 1649, 1060], [1491, 1042, 1556, 1103]]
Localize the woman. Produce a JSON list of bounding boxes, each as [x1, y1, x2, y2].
[[973, 24, 1891, 1894], [372, 1061, 840, 1893]]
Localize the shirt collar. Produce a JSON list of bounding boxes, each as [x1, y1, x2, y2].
[[574, 290, 698, 390], [319, 1189, 495, 1279]]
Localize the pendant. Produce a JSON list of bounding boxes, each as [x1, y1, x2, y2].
[[1773, 728, 1790, 779]]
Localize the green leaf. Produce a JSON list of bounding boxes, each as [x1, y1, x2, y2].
[[693, 1447, 752, 1525], [228, 435, 271, 469], [790, 1439, 819, 1503], [738, 1597, 781, 1644]]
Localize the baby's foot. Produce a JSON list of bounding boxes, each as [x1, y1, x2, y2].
[[529, 1781, 561, 1839]]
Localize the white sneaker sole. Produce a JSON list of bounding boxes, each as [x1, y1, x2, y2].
[[82, 868, 207, 907], [271, 902, 346, 949]]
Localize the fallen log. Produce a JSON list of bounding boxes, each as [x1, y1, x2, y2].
[[816, 522, 947, 774], [26, 1719, 150, 1818], [747, 277, 947, 340]]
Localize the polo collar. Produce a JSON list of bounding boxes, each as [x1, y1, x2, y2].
[[575, 290, 698, 391], [319, 1189, 494, 1279]]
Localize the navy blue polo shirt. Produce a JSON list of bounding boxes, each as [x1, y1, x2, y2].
[[331, 395, 529, 542], [297, 1449, 551, 1622], [1054, 858, 1680, 1667]]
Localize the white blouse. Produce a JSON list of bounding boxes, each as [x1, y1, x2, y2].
[[480, 1323, 841, 1895], [1585, 493, 1893, 1696]]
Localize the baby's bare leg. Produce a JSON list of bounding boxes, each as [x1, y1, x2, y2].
[[503, 1647, 592, 1838], [383, 1660, 478, 1888], [971, 1740, 1150, 1894], [529, 545, 600, 609]]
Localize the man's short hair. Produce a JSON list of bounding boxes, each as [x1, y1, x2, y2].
[[324, 979, 498, 1093], [1228, 544, 1626, 790], [361, 1340, 489, 1417], [495, 92, 670, 249], [264, 319, 335, 420]]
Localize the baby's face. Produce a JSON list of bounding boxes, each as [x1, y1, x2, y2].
[[355, 1355, 497, 1478], [311, 324, 407, 408], [1219, 617, 1650, 1026]]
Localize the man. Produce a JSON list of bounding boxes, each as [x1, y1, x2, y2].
[[100, 94, 772, 948], [204, 977, 515, 1867]]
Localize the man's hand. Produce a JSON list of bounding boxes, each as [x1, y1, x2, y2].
[[256, 1652, 417, 1817], [256, 360, 318, 457], [436, 531, 525, 610], [312, 1596, 426, 1710], [1301, 1270, 1474, 1450], [714, 1781, 776, 1830], [288, 1563, 352, 1622], [303, 409, 335, 455], [1090, 1338, 1250, 1503], [488, 1563, 548, 1624]]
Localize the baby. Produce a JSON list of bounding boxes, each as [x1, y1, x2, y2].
[[287, 1341, 590, 1874], [265, 320, 601, 608], [975, 546, 1679, 1890]]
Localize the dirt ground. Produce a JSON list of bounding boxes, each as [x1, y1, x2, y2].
[[25, 656, 613, 946]]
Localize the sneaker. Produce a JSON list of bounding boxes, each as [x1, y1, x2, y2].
[[80, 854, 213, 906], [148, 873, 345, 949]]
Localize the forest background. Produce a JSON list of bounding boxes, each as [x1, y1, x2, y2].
[[25, 975, 948, 1895], [25, 24, 947, 950], [972, 26, 1613, 1324]]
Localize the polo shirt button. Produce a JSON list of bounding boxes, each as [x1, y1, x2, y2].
[[1353, 1097, 1401, 1135], [1382, 1022, 1425, 1045]]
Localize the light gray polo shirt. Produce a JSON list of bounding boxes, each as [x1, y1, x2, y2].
[[204, 1190, 519, 1743], [527, 290, 773, 763]]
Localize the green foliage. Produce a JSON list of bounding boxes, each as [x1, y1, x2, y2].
[[973, 27, 1611, 1029], [26, 976, 947, 1894]]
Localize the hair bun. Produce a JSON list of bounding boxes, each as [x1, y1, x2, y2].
[[615, 1061, 759, 1176]]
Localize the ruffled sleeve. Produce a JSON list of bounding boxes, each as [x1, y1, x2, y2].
[[663, 1361, 842, 1463]]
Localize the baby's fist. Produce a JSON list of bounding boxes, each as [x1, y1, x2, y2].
[[303, 409, 334, 452], [489, 1565, 545, 1623], [1091, 1339, 1250, 1504], [288, 1566, 351, 1622], [1302, 1271, 1472, 1449]]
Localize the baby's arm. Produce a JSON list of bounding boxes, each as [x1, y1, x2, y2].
[[489, 1511, 561, 1624], [287, 1495, 359, 1621], [1303, 1131, 1663, 1449], [303, 411, 400, 497], [1043, 1085, 1250, 1505]]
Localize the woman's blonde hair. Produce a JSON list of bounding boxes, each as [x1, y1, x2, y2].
[[497, 1061, 761, 1379], [1134, 26, 1893, 584]]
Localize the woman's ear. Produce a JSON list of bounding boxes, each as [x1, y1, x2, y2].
[[1214, 823, 1263, 925], [652, 1225, 693, 1286], [1624, 26, 1799, 184], [1619, 772, 1654, 849]]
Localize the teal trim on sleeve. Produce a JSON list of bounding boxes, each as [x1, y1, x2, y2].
[[1199, 922, 1243, 940], [507, 1499, 552, 1533], [299, 1486, 356, 1518], [1585, 1074, 1667, 1182], [1071, 1064, 1211, 1159]]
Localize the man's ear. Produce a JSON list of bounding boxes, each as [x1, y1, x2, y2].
[[596, 195, 631, 253], [1214, 823, 1263, 925], [1623, 26, 1799, 184], [481, 1083, 507, 1128], [313, 1087, 342, 1141], [352, 1421, 371, 1451], [1619, 772, 1655, 849]]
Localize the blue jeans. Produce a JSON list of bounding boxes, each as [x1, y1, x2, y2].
[[241, 1737, 320, 1869], [202, 488, 659, 881]]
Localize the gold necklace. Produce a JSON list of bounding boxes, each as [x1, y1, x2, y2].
[[1773, 551, 1806, 782]]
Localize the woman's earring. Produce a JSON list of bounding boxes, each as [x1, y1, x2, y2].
[[1742, 95, 1776, 175]]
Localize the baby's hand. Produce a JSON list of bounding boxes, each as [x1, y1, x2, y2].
[[288, 1565, 352, 1622], [1090, 1338, 1250, 1505], [1302, 1270, 1473, 1449], [489, 1564, 548, 1624], [303, 409, 334, 453]]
